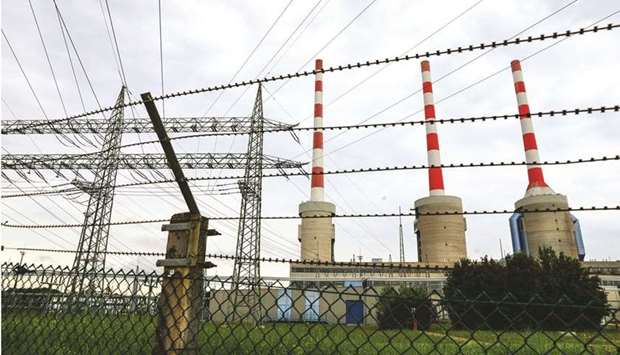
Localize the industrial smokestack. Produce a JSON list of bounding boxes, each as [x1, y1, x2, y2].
[[298, 58, 336, 262], [421, 60, 445, 196], [509, 59, 579, 259], [311, 59, 325, 201], [414, 60, 467, 264], [510, 60, 555, 197]]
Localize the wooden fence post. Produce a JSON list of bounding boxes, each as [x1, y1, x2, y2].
[[155, 212, 217, 354]]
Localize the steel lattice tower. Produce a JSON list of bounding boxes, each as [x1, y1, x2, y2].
[[231, 85, 265, 321], [70, 86, 126, 295], [232, 84, 264, 286]]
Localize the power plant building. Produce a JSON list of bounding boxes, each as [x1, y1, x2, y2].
[[214, 58, 609, 327]]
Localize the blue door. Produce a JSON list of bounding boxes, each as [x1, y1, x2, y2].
[[276, 289, 292, 321], [345, 300, 363, 325], [303, 291, 320, 322]]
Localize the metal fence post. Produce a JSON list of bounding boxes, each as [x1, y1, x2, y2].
[[155, 212, 213, 354]]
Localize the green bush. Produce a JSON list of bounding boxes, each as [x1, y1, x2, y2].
[[376, 286, 433, 330], [443, 247, 608, 330]]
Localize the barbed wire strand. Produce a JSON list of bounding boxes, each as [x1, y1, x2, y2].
[[2, 154, 619, 198], [1, 205, 618, 229], [3, 105, 617, 161], [2, 154, 619, 199], [3, 246, 619, 275], [0, 246, 456, 271], [7, 23, 618, 133]]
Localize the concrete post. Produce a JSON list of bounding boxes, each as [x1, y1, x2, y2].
[[155, 212, 209, 355]]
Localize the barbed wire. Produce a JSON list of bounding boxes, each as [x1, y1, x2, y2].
[[162, 105, 620, 136], [0, 245, 447, 271], [3, 104, 617, 166], [3, 246, 619, 275], [2, 154, 619, 198], [1, 205, 618, 229], [4, 105, 618, 144], [7, 23, 618, 133]]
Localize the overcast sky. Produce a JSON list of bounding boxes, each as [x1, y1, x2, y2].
[[2, 0, 619, 276]]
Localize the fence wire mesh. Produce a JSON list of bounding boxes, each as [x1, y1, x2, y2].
[[2, 262, 619, 354]]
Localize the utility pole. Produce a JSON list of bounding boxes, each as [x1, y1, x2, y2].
[[19, 251, 25, 264], [398, 206, 405, 263], [499, 238, 505, 260]]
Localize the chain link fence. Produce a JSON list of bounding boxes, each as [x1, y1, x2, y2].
[[2, 262, 619, 354]]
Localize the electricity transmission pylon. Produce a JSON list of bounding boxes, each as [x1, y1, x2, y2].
[[231, 85, 265, 320], [70, 86, 126, 295]]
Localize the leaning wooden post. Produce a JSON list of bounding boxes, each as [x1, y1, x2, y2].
[[142, 92, 218, 354], [156, 213, 210, 354]]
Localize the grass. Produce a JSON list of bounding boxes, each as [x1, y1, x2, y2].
[[2, 311, 619, 354]]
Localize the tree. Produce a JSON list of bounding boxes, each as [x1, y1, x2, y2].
[[443, 247, 608, 330], [376, 286, 433, 330]]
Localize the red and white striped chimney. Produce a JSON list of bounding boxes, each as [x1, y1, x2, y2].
[[310, 59, 325, 201], [421, 60, 445, 196], [510, 60, 555, 197]]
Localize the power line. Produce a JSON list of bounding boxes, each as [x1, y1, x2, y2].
[[301, 0, 571, 131], [316, 8, 620, 160], [1, 205, 73, 248], [266, 0, 331, 74], [11, 22, 618, 132], [1, 98, 21, 120], [1, 146, 144, 268], [158, 0, 164, 118], [194, 0, 295, 191], [313, 0, 486, 124], [97, 0, 123, 84], [27, 0, 68, 117], [1, 29, 49, 120], [296, 0, 378, 72], [103, 0, 129, 87], [3, 205, 618, 229], [54, 0, 86, 112], [201, 0, 294, 116], [55, 4, 169, 254], [222, 0, 324, 116], [269, 0, 378, 97], [53, 0, 104, 111]]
